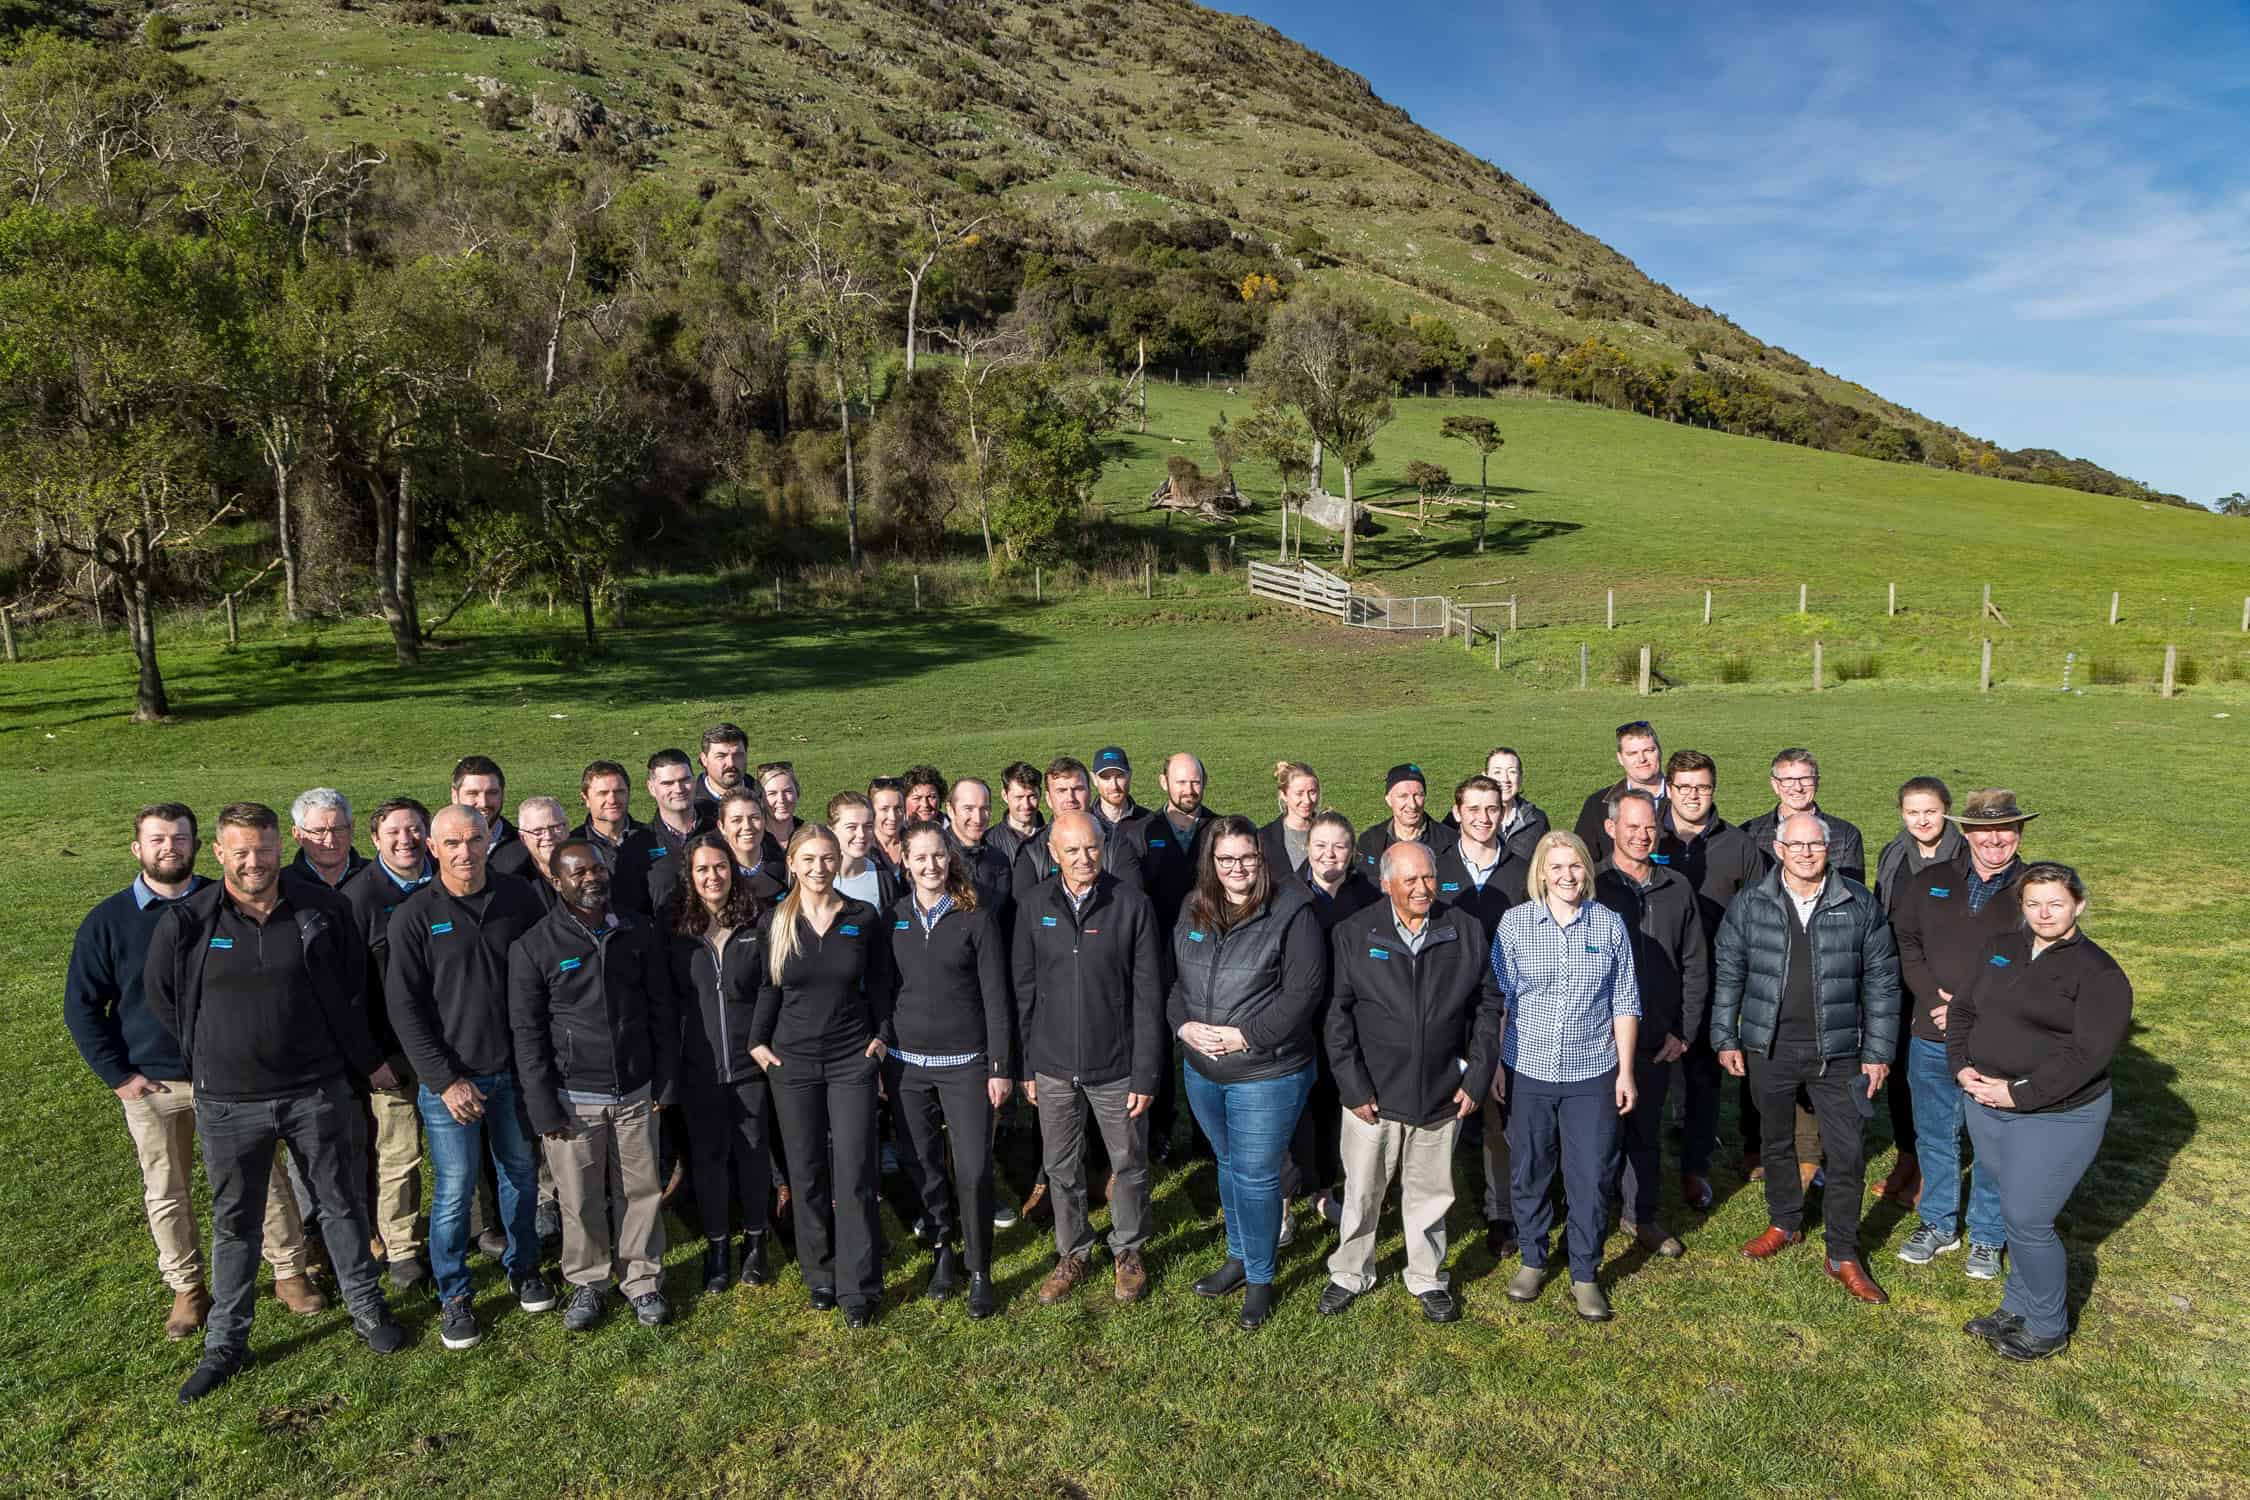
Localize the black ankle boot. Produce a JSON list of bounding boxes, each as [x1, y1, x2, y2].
[[702, 1240, 732, 1293], [1238, 1282, 1275, 1331], [740, 1231, 771, 1287]]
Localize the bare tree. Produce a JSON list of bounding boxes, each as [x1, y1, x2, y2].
[[768, 197, 885, 567], [899, 203, 988, 373], [931, 321, 1032, 567]]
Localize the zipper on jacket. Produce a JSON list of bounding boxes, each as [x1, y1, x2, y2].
[[704, 932, 730, 1080]]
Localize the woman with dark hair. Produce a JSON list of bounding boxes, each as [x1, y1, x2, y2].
[[1169, 815, 1325, 1329], [1869, 775, 1961, 1206], [1952, 864, 2132, 1361], [882, 819, 1012, 1320], [668, 833, 775, 1294], [1286, 809, 1378, 1226], [751, 824, 894, 1327]]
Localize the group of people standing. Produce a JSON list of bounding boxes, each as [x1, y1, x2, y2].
[[62, 721, 2134, 1405]]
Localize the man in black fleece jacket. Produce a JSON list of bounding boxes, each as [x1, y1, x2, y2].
[[144, 802, 407, 1403], [387, 805, 555, 1348], [1594, 791, 1709, 1257], [1013, 812, 1165, 1305], [508, 840, 678, 1331]]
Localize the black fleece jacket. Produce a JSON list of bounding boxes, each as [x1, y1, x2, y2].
[[1593, 861, 1711, 1055], [385, 873, 549, 1088], [1946, 929, 2132, 1115], [507, 903, 678, 1134], [1011, 872, 1164, 1093], [751, 898, 894, 1063], [882, 894, 1014, 1078]]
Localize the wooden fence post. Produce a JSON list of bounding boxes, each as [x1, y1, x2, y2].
[[224, 593, 238, 647], [1463, 606, 1474, 651], [1638, 645, 1651, 696], [1703, 589, 1712, 625], [1578, 642, 1588, 690], [2062, 651, 2076, 692], [1812, 640, 1823, 691], [1980, 638, 1992, 694], [1035, 566, 1042, 603], [1799, 583, 1807, 614], [774, 576, 782, 613], [2109, 590, 2120, 626], [0, 606, 15, 663], [913, 574, 922, 612], [1606, 589, 1615, 630], [1983, 582, 1992, 619], [1143, 562, 1151, 599], [2241, 595, 2248, 632], [1493, 631, 1502, 671], [1508, 595, 1517, 631], [2162, 645, 2178, 699], [1888, 582, 1896, 617]]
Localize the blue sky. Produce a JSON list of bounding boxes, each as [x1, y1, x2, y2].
[[1229, 0, 2250, 501]]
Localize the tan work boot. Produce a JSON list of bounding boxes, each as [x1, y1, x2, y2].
[[1036, 1254, 1090, 1305], [165, 1284, 211, 1340], [1113, 1248, 1149, 1303], [273, 1273, 328, 1316]]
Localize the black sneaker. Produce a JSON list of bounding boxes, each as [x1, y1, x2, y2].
[[563, 1283, 605, 1332], [1964, 1309, 2025, 1342], [356, 1309, 410, 1354], [1993, 1325, 2069, 1361], [630, 1292, 671, 1327], [513, 1271, 559, 1314], [439, 1295, 481, 1351], [177, 1348, 246, 1404]]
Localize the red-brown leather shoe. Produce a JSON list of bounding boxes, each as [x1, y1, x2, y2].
[[1826, 1256, 1890, 1304], [1874, 1153, 1922, 1207], [1739, 1226, 1803, 1260]]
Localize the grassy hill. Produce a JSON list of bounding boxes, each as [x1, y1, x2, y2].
[[113, 0, 2155, 494]]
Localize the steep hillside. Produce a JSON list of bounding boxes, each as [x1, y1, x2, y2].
[[108, 0, 2165, 498]]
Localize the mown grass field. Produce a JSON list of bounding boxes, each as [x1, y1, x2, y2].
[[3, 587, 2246, 1497]]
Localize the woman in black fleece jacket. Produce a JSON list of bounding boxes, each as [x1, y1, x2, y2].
[[882, 820, 1012, 1319], [1948, 863, 2132, 1362], [750, 824, 894, 1326], [667, 834, 775, 1296]]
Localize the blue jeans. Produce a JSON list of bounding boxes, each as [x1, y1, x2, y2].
[[1965, 1092, 2110, 1339], [1184, 1062, 1315, 1284], [1908, 1037, 2006, 1246], [417, 1072, 541, 1303]]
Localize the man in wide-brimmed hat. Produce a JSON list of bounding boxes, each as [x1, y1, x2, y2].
[[1889, 788, 2038, 1282]]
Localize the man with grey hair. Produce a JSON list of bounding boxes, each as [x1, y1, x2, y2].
[[1318, 840, 1503, 1323], [1714, 811, 1900, 1305], [512, 796, 572, 901], [288, 788, 367, 890]]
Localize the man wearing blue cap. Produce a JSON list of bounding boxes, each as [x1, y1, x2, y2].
[[1356, 764, 1457, 877], [1089, 747, 1156, 894]]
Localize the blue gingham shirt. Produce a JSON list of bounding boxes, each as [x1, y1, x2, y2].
[[1491, 900, 1641, 1084], [1965, 859, 2020, 914]]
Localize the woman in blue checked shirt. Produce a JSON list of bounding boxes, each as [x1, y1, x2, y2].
[[1489, 830, 1641, 1321]]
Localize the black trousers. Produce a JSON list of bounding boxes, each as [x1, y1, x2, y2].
[[883, 1056, 996, 1273], [1616, 1057, 1674, 1226], [1746, 1049, 1868, 1260], [197, 1077, 386, 1353], [1886, 1024, 1917, 1156], [1282, 1051, 1343, 1200], [771, 1050, 884, 1308], [682, 1071, 772, 1242]]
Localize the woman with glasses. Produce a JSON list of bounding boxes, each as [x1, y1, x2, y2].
[[512, 797, 571, 910], [1169, 816, 1325, 1330]]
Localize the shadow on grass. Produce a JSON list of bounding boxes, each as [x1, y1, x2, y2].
[[1350, 517, 1583, 577], [0, 611, 1047, 732], [2063, 1029, 2190, 1330]]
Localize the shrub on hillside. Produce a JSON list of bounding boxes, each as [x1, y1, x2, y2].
[[142, 13, 180, 49]]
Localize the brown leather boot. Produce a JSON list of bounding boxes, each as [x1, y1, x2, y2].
[[272, 1273, 328, 1316], [165, 1284, 211, 1340], [1875, 1152, 1922, 1207], [1021, 1183, 1052, 1225], [1825, 1256, 1890, 1304], [1036, 1254, 1089, 1305], [1113, 1248, 1149, 1303], [1798, 1161, 1821, 1194], [1738, 1226, 1803, 1260]]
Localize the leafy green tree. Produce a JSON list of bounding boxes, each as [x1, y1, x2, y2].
[[1403, 458, 1449, 532], [1439, 413, 1504, 552], [985, 366, 1108, 564], [1249, 290, 1396, 568]]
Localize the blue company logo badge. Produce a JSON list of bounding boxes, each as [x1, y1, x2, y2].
[[1150, 838, 1168, 848], [894, 920, 911, 930], [1584, 945, 1602, 954], [1440, 882, 1461, 892], [558, 957, 582, 973], [1041, 915, 1058, 927], [1651, 853, 1672, 865], [650, 846, 668, 859], [208, 937, 234, 950], [840, 924, 860, 936], [430, 921, 454, 935], [1186, 930, 1207, 943], [1369, 947, 1391, 960], [1930, 887, 1952, 898], [1989, 954, 2013, 967]]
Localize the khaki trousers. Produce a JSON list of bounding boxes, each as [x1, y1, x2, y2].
[[366, 1086, 423, 1258], [1328, 1109, 1460, 1296], [119, 1081, 307, 1290], [544, 1093, 665, 1298]]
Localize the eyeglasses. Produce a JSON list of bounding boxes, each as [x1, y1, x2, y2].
[[296, 824, 350, 839], [521, 824, 568, 839], [1214, 854, 1262, 871], [1773, 776, 1817, 790], [1779, 840, 1829, 854]]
